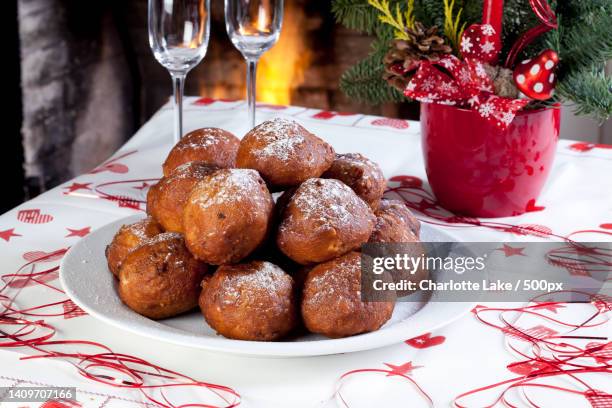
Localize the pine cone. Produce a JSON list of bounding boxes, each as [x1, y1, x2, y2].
[[383, 22, 453, 92], [484, 64, 520, 98]]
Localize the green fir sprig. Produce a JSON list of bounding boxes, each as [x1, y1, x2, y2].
[[331, 0, 612, 121]]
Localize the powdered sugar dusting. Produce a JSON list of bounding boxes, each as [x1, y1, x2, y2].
[[167, 161, 218, 180], [288, 178, 364, 227], [308, 254, 358, 305], [141, 231, 182, 246], [121, 218, 160, 240], [250, 118, 306, 162], [220, 261, 291, 305], [175, 128, 230, 151], [192, 168, 267, 210]]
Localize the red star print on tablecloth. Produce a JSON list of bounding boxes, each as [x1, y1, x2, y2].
[[471, 304, 487, 314], [65, 227, 91, 237], [532, 301, 566, 314], [384, 361, 422, 377], [63, 182, 92, 194], [496, 244, 526, 257], [0, 228, 21, 242]]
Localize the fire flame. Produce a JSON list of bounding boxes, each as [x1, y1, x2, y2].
[[199, 3, 311, 106], [256, 2, 311, 105]]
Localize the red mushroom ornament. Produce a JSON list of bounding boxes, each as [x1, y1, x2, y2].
[[513, 49, 559, 100]]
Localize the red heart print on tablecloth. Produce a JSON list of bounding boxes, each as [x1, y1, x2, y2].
[[585, 390, 612, 408], [569, 142, 612, 152], [89, 150, 137, 174], [7, 269, 59, 288], [405, 332, 445, 349], [17, 209, 54, 224], [371, 118, 410, 129], [585, 342, 612, 364], [388, 175, 423, 188], [102, 194, 142, 211], [23, 250, 66, 263], [601, 224, 612, 230], [312, 110, 356, 120], [63, 299, 87, 319], [193, 97, 216, 105], [564, 260, 590, 277], [507, 360, 554, 376], [40, 399, 82, 408], [193, 97, 237, 105]]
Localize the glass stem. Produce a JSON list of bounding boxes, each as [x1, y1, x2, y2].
[[246, 58, 258, 129], [171, 72, 186, 143]]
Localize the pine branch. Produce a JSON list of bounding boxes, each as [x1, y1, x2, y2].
[[414, 0, 444, 28], [501, 0, 542, 57], [331, 0, 402, 34], [339, 46, 406, 105], [556, 5, 612, 70], [556, 66, 612, 122]]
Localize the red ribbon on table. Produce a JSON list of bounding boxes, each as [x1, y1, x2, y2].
[[404, 52, 529, 129]]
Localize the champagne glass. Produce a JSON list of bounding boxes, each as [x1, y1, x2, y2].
[[149, 0, 211, 143], [225, 0, 284, 128]]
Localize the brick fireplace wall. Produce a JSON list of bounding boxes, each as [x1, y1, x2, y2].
[[18, 0, 135, 194], [18, 0, 415, 193]]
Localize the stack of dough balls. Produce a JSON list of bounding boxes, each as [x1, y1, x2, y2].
[[105, 119, 422, 341]]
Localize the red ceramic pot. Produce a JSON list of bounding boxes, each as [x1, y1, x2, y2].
[[421, 103, 560, 218]]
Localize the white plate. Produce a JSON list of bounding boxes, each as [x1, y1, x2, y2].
[[60, 214, 475, 357]]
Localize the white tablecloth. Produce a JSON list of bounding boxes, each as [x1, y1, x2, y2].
[[0, 98, 610, 408]]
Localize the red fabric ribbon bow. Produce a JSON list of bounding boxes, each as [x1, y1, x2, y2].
[[404, 25, 529, 129]]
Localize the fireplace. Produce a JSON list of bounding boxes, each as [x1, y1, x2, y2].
[[16, 0, 417, 200]]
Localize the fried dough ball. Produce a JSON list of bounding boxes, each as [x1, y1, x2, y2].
[[322, 153, 386, 210], [301, 252, 395, 338], [368, 199, 426, 297], [147, 161, 218, 233], [199, 261, 297, 341], [277, 178, 375, 265], [183, 168, 274, 265], [118, 233, 207, 319], [105, 217, 163, 277], [162, 128, 239, 176], [368, 199, 420, 242], [236, 118, 335, 190]]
